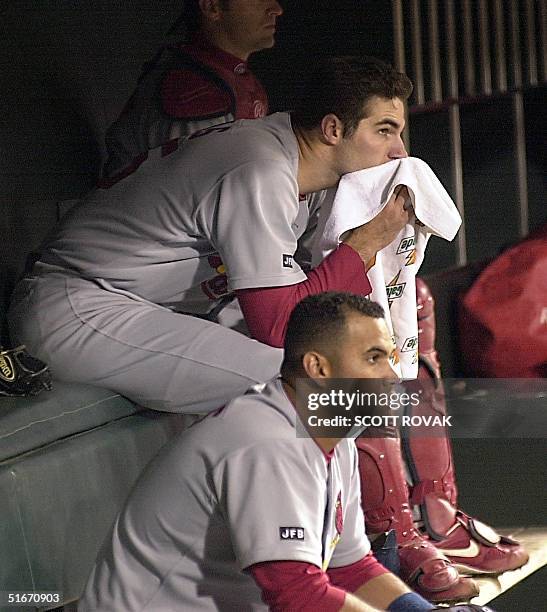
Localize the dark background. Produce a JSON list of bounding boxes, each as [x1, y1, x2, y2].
[[1, 0, 545, 280]]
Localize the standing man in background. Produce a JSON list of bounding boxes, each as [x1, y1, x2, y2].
[[103, 0, 283, 178]]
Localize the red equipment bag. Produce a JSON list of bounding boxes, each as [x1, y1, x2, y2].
[[458, 224, 547, 378]]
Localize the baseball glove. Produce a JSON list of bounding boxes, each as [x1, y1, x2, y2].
[[0, 345, 52, 397]]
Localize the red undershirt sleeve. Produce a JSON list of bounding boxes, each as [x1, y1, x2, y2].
[[327, 552, 390, 593], [236, 244, 372, 347], [249, 561, 346, 612], [248, 554, 388, 610]]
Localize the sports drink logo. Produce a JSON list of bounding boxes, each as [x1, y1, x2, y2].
[[401, 336, 418, 352], [396, 236, 415, 254], [0, 354, 15, 382], [391, 348, 401, 366], [366, 254, 377, 271], [405, 250, 417, 266], [386, 272, 406, 306]]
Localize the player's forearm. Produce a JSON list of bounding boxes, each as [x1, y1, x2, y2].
[[237, 244, 371, 347], [339, 592, 382, 611], [327, 554, 390, 611], [352, 574, 434, 611], [250, 561, 345, 610]]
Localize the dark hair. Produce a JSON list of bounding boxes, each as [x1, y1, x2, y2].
[[292, 56, 413, 137], [181, 0, 201, 34], [281, 292, 385, 377], [169, 0, 231, 36]]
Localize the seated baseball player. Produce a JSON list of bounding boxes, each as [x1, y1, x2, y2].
[[103, 0, 283, 178], [79, 292, 491, 612], [8, 56, 413, 414]]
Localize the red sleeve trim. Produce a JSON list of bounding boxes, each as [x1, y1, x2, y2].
[[236, 244, 371, 347], [249, 561, 346, 612], [327, 552, 389, 593]]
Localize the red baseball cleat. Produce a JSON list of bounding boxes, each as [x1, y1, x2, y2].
[[433, 511, 529, 575], [398, 531, 479, 603], [357, 435, 479, 604]]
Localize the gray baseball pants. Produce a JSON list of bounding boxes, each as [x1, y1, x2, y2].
[[8, 272, 283, 413]]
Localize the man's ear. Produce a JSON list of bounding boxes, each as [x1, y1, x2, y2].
[[302, 351, 332, 379], [199, 0, 223, 21], [319, 113, 345, 145]]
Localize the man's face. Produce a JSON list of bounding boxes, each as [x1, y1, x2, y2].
[[336, 96, 407, 175], [328, 312, 398, 383], [219, 0, 283, 56]]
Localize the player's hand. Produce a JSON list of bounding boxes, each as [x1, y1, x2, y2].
[[343, 185, 412, 264]]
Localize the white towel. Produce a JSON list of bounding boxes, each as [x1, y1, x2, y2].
[[312, 157, 462, 379]]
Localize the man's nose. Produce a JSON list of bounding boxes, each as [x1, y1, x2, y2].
[[269, 1, 283, 16], [389, 136, 408, 159], [384, 359, 401, 382]]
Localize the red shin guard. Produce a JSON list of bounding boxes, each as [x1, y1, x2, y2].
[[403, 279, 528, 575], [356, 434, 478, 602]]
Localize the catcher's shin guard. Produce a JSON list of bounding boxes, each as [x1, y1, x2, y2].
[[406, 279, 457, 524], [403, 279, 529, 575], [403, 280, 458, 537], [356, 433, 478, 603]]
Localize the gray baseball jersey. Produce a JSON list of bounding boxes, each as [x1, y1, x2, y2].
[[42, 113, 324, 307], [8, 113, 325, 412], [78, 379, 370, 611]]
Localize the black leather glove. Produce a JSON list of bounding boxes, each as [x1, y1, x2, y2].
[[0, 345, 52, 397]]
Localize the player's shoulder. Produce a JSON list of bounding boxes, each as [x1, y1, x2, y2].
[[247, 112, 296, 148], [211, 378, 296, 436], [229, 113, 298, 165], [185, 112, 297, 169], [216, 381, 339, 468], [193, 112, 293, 146], [185, 380, 298, 453]]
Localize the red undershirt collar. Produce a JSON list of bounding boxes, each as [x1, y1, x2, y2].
[[324, 448, 335, 463]]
